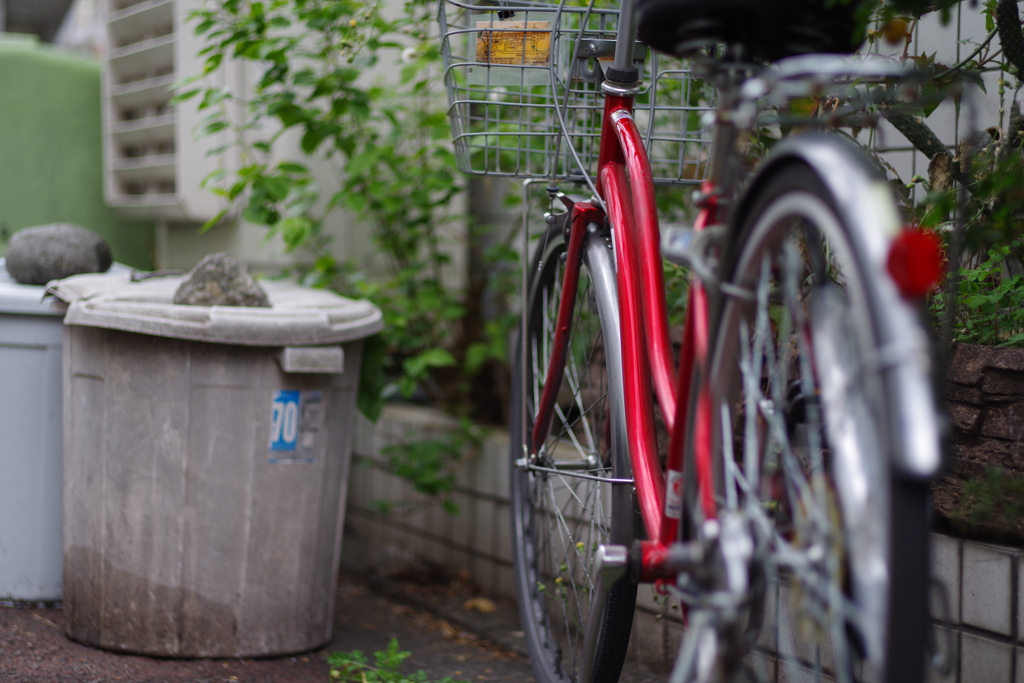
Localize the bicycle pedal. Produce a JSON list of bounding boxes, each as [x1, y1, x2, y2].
[[594, 544, 629, 576]]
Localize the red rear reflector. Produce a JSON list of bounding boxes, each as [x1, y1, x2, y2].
[[887, 228, 945, 299]]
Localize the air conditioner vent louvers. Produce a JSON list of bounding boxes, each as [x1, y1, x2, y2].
[[102, 0, 229, 220]]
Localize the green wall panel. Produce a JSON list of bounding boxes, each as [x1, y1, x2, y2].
[[0, 35, 154, 269]]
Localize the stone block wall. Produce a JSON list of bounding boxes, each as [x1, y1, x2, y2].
[[947, 344, 1024, 469], [937, 344, 1024, 536]]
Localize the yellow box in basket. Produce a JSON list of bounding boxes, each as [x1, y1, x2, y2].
[[475, 21, 552, 65]]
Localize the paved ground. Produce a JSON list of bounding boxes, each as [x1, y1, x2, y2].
[[337, 533, 664, 683], [0, 531, 664, 683]]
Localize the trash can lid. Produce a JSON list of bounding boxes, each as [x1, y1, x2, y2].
[[46, 271, 384, 346]]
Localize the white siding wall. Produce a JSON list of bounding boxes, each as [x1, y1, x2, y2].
[[866, 4, 1007, 199]]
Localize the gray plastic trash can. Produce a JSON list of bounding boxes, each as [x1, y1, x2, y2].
[[48, 272, 382, 657], [0, 258, 64, 603]]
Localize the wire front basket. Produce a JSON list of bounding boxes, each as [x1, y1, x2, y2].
[[439, 0, 715, 185]]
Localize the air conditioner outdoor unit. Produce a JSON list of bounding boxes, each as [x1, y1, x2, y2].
[[102, 0, 232, 221]]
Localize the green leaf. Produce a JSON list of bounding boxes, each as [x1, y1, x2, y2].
[[170, 73, 203, 90], [243, 202, 273, 226], [441, 499, 460, 515], [200, 169, 227, 188], [199, 208, 229, 233], [277, 161, 307, 174], [204, 143, 230, 157], [345, 147, 380, 178], [397, 375, 417, 399], [262, 175, 291, 201], [198, 87, 230, 110], [227, 179, 249, 200], [400, 61, 420, 83], [344, 192, 367, 213], [292, 69, 317, 86], [402, 347, 457, 378], [204, 53, 223, 74], [958, 69, 986, 93], [272, 104, 307, 128], [357, 334, 386, 422], [278, 216, 313, 251], [170, 88, 201, 104], [464, 342, 490, 374], [195, 119, 229, 139], [300, 122, 340, 154]]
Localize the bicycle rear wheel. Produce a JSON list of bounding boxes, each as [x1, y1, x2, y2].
[[510, 219, 637, 683], [681, 162, 932, 683]]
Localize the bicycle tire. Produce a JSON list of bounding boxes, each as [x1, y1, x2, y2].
[[510, 219, 638, 683], [680, 162, 931, 683]]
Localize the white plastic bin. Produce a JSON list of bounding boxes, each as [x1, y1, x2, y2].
[[48, 272, 382, 657], [0, 258, 65, 603]]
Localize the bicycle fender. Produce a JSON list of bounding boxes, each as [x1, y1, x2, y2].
[[732, 134, 944, 481]]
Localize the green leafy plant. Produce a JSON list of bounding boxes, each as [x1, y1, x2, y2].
[[832, 1, 1024, 348], [663, 260, 691, 328], [328, 638, 468, 683], [951, 467, 1024, 539], [181, 0, 520, 509], [932, 239, 1024, 346], [367, 418, 483, 515], [181, 0, 517, 421]]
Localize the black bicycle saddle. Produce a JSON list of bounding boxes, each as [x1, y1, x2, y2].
[[636, 0, 866, 62]]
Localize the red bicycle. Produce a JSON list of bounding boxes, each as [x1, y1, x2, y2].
[[440, 2, 946, 682]]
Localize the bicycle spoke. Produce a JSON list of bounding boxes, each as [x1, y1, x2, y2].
[[563, 293, 602, 454], [543, 482, 584, 659], [537, 469, 609, 664], [696, 195, 911, 683], [512, 224, 633, 683]]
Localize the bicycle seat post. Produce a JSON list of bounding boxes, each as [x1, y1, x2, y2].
[[606, 0, 639, 86]]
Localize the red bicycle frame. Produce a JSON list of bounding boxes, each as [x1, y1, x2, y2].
[[529, 90, 719, 585]]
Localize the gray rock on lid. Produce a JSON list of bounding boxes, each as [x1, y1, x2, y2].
[[173, 252, 271, 307], [4, 223, 113, 285]]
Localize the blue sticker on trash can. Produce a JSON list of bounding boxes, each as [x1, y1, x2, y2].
[[270, 390, 301, 451], [269, 390, 322, 464]]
